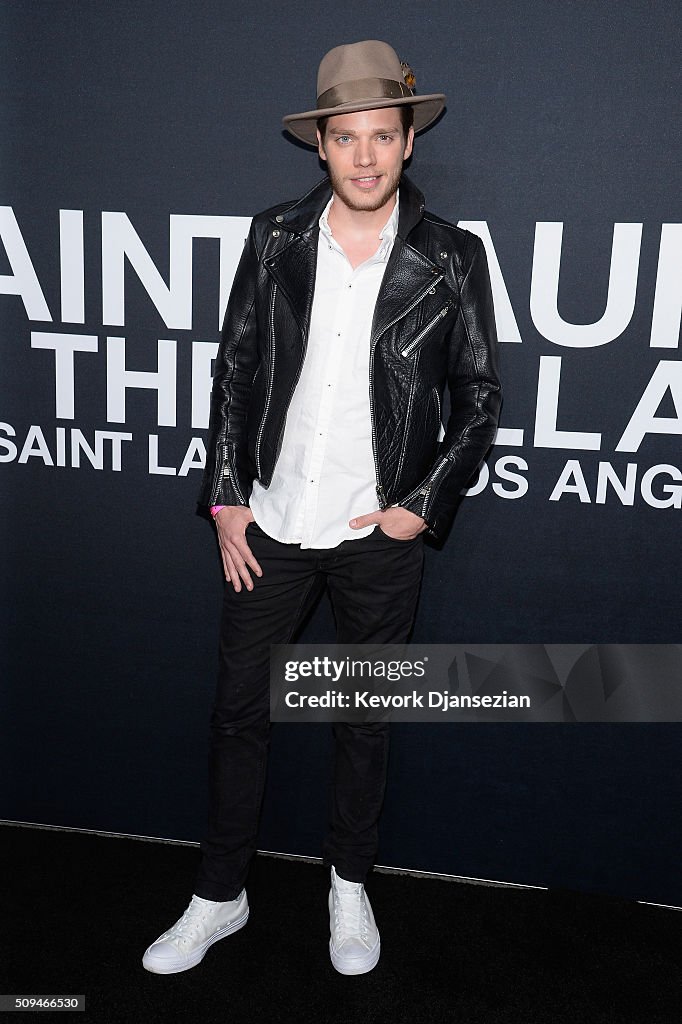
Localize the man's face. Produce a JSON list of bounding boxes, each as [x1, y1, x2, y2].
[[316, 107, 414, 214]]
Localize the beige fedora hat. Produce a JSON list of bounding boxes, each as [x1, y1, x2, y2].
[[283, 40, 446, 146]]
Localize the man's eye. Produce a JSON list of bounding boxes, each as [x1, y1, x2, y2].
[[336, 136, 352, 144]]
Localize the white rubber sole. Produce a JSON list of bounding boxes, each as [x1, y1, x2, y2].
[[329, 936, 381, 976], [142, 908, 249, 975]]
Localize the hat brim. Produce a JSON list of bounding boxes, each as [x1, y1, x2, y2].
[[282, 94, 446, 146]]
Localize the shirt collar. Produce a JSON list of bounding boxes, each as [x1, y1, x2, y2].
[[319, 190, 400, 260]]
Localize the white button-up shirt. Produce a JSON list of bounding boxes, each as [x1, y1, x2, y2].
[[249, 194, 399, 549]]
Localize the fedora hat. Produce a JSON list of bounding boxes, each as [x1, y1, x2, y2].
[[283, 40, 446, 146]]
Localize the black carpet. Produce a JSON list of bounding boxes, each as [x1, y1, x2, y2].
[[2, 824, 680, 1023]]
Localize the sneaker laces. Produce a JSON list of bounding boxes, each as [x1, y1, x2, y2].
[[163, 896, 217, 947], [332, 883, 370, 943]]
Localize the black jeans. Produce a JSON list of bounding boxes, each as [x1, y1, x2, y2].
[[194, 520, 425, 901]]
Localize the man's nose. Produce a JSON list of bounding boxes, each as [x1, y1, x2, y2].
[[354, 140, 376, 166]]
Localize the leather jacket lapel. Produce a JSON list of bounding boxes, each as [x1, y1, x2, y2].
[[371, 238, 444, 344], [264, 231, 319, 339]]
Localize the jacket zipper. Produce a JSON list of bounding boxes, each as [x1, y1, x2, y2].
[[368, 355, 386, 509], [209, 441, 223, 505], [255, 283, 277, 477], [222, 442, 247, 505], [432, 385, 441, 427], [417, 457, 450, 518], [400, 302, 452, 358], [369, 272, 445, 508], [395, 351, 419, 484]]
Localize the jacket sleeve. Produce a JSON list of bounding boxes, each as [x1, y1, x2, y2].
[[197, 221, 261, 509], [397, 233, 502, 541]]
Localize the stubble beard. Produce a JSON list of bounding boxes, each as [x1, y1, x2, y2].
[[327, 161, 403, 213]]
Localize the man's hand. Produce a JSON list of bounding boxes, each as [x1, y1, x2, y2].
[[214, 506, 263, 592], [349, 506, 428, 541]]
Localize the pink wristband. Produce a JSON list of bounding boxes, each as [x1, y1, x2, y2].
[[210, 505, 226, 518]]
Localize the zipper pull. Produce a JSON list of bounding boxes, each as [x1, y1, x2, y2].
[[376, 484, 387, 508]]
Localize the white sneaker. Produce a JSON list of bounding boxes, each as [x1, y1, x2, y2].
[[328, 866, 381, 975], [142, 891, 249, 974]]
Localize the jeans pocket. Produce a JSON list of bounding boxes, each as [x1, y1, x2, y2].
[[375, 525, 419, 543]]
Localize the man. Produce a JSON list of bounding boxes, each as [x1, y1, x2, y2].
[[143, 39, 500, 977]]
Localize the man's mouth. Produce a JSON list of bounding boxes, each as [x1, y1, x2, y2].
[[350, 175, 382, 189]]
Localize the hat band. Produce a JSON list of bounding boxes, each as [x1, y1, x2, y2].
[[317, 77, 413, 109]]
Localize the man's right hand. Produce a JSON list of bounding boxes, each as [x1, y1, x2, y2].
[[213, 506, 263, 592]]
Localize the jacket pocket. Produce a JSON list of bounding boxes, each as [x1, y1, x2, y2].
[[431, 385, 441, 427], [400, 302, 454, 358]]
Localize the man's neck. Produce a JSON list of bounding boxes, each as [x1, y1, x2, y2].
[[326, 192, 397, 242]]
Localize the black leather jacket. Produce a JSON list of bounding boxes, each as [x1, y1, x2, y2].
[[198, 174, 501, 542]]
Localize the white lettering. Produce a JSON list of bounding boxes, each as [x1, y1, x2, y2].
[[101, 213, 251, 329], [178, 437, 206, 476], [71, 429, 132, 471], [640, 464, 682, 509], [494, 426, 525, 447], [191, 341, 218, 429], [457, 220, 521, 344], [534, 356, 602, 449], [531, 222, 642, 347], [106, 337, 177, 426], [31, 332, 99, 420], [549, 460, 591, 502], [616, 361, 682, 452], [650, 224, 682, 349], [492, 456, 529, 498], [595, 462, 637, 506], [148, 434, 176, 475], [59, 210, 85, 324], [18, 425, 53, 465], [0, 207, 52, 320], [462, 461, 489, 496], [0, 422, 18, 463]]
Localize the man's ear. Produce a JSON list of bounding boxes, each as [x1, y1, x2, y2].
[[316, 128, 327, 162], [403, 125, 415, 161]]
